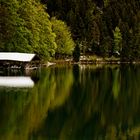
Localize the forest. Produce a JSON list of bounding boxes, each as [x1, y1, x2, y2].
[[0, 0, 140, 61]]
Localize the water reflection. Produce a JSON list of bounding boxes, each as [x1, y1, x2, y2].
[[0, 76, 34, 88], [0, 65, 140, 140]]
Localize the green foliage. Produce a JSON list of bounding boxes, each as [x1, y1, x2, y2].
[[103, 0, 109, 7], [73, 44, 80, 62], [0, 0, 57, 59], [0, 0, 31, 52], [18, 0, 57, 59], [113, 26, 122, 55], [45, 0, 102, 54], [44, 0, 140, 60], [51, 17, 75, 56], [0, 0, 140, 60]]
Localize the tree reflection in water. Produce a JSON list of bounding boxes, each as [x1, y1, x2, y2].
[[0, 65, 140, 140]]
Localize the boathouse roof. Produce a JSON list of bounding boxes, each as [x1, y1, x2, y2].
[[0, 52, 35, 62]]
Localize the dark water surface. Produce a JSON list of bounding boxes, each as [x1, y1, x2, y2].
[[0, 64, 140, 140]]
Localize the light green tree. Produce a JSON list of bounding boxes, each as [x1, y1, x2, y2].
[[18, 0, 57, 59], [0, 0, 57, 59], [113, 27, 122, 56], [51, 17, 75, 58], [104, 0, 109, 7], [0, 0, 32, 52]]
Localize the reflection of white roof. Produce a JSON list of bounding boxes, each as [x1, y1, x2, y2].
[[0, 76, 34, 88], [0, 52, 35, 62]]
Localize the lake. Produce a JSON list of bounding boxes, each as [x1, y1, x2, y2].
[[0, 64, 140, 140]]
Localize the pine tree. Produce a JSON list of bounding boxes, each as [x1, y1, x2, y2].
[[113, 26, 122, 56]]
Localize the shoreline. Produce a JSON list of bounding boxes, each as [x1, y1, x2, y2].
[[50, 59, 140, 65], [0, 58, 140, 70]]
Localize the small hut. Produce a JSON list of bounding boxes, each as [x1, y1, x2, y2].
[[0, 52, 36, 69]]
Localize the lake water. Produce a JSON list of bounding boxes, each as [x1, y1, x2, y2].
[[0, 64, 140, 140]]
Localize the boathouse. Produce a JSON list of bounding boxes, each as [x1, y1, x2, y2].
[[0, 52, 36, 69]]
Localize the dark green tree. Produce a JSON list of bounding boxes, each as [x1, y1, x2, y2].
[[44, 0, 140, 60], [73, 42, 80, 62]]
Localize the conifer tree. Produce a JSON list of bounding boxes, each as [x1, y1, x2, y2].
[[113, 27, 122, 56]]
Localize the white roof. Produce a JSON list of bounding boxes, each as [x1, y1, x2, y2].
[[0, 76, 34, 88], [0, 52, 35, 62]]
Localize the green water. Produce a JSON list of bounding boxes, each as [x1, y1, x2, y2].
[[0, 64, 140, 140]]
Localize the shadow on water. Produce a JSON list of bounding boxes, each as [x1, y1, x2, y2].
[[0, 65, 140, 139]]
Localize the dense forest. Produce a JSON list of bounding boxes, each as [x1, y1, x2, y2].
[[0, 0, 75, 59], [0, 0, 140, 61]]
